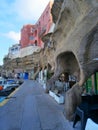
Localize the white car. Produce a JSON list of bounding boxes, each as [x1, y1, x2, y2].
[[0, 78, 19, 91]]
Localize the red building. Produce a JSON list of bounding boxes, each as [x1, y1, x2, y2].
[[20, 24, 38, 48], [36, 1, 53, 47], [20, 1, 53, 48]]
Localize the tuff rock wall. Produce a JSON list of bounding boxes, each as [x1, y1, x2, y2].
[[45, 0, 98, 121]]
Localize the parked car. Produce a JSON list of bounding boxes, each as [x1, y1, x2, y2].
[[0, 78, 7, 88], [0, 78, 20, 96], [0, 78, 19, 91]]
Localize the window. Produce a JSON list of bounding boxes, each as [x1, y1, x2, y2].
[[0, 81, 2, 84], [15, 48, 18, 51], [11, 48, 14, 52], [29, 36, 34, 40]]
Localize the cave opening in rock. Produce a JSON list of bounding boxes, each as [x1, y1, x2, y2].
[[56, 51, 80, 83]]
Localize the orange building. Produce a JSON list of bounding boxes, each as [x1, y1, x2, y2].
[[20, 1, 53, 48]]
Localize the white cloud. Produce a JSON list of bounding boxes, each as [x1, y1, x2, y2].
[[12, 0, 51, 22], [4, 31, 20, 42]]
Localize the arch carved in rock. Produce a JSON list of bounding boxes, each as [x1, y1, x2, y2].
[[45, 0, 98, 120]]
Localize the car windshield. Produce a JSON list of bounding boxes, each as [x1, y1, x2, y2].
[[0, 81, 2, 84]]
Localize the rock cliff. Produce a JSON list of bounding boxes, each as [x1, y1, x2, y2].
[[45, 0, 98, 120]]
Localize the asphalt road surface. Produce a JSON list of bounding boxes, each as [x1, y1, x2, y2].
[[0, 80, 80, 130]]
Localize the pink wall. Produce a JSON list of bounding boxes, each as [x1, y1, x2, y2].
[[20, 1, 53, 48], [36, 1, 53, 47], [20, 25, 37, 48]]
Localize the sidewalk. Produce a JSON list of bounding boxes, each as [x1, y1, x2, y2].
[[0, 80, 80, 130]]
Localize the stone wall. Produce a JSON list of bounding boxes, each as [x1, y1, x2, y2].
[[44, 0, 98, 120]]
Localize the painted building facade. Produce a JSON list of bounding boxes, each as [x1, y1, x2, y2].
[[20, 1, 54, 48], [36, 0, 53, 47], [8, 44, 21, 59], [7, 1, 54, 60], [20, 24, 37, 48]]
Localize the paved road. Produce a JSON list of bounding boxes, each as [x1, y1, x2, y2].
[[0, 80, 80, 130]]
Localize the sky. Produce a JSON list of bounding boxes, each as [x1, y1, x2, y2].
[[0, 0, 51, 65]]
